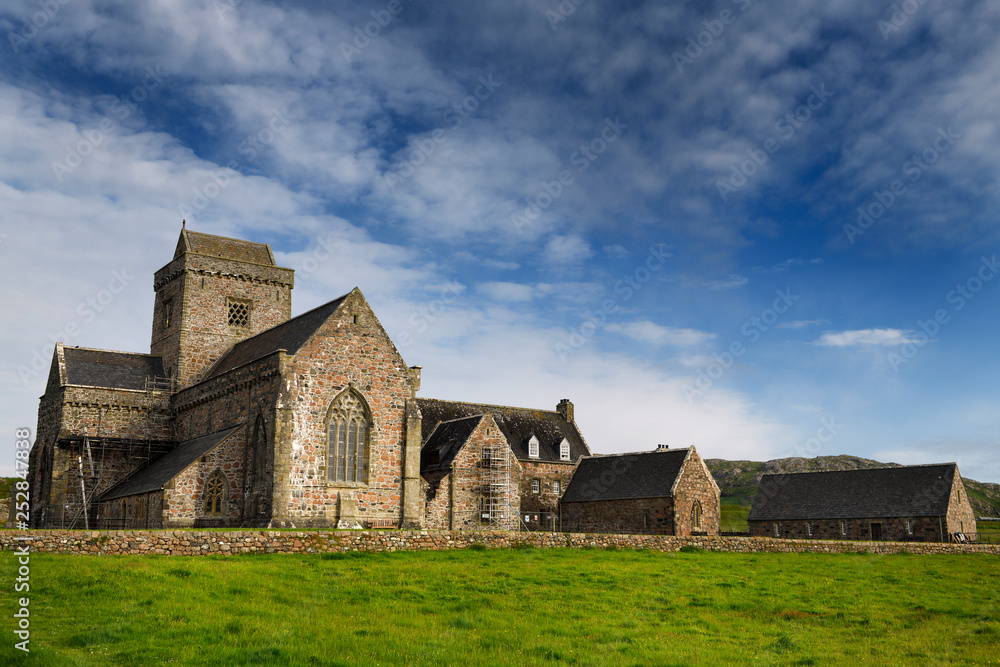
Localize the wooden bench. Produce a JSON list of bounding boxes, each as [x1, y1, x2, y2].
[[366, 519, 398, 530]]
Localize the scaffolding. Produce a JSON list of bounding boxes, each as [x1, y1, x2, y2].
[[56, 376, 176, 529], [479, 443, 519, 531]]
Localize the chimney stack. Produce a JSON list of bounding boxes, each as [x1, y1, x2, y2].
[[556, 398, 574, 423], [656, 444, 669, 451]]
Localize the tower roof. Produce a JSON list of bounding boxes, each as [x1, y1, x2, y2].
[[175, 227, 276, 266]]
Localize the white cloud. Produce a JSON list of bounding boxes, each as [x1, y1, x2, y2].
[[607, 321, 715, 346], [702, 274, 748, 290], [543, 235, 593, 265], [777, 319, 830, 329], [477, 282, 534, 302], [603, 244, 628, 258], [814, 328, 922, 347]]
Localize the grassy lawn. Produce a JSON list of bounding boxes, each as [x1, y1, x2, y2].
[[1, 548, 998, 666], [978, 521, 1000, 544], [720, 503, 750, 532]]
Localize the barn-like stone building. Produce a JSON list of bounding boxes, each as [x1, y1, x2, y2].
[[26, 227, 589, 530], [747, 464, 977, 542], [559, 446, 720, 536]]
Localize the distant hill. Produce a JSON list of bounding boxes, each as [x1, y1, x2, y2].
[[705, 456, 1000, 518]]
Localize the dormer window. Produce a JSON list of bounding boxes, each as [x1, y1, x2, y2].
[[528, 435, 539, 458], [559, 438, 570, 461]]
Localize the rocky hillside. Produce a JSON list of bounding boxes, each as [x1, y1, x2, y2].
[[705, 456, 1000, 518]]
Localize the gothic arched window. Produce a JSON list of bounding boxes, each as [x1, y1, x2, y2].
[[204, 470, 227, 515], [691, 501, 702, 530], [327, 390, 371, 483]]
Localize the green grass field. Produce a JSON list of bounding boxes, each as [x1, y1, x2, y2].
[[720, 503, 750, 532], [2, 548, 998, 666]]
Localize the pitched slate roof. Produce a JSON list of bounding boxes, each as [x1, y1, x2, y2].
[[747, 464, 959, 521], [416, 398, 589, 462], [175, 228, 276, 266], [420, 415, 485, 474], [98, 426, 243, 501], [62, 347, 165, 391], [561, 449, 691, 503], [208, 293, 349, 378]]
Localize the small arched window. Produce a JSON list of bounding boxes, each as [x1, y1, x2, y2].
[[203, 470, 227, 515], [328, 390, 371, 483], [691, 501, 702, 530]]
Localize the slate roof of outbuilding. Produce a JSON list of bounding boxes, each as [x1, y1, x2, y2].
[[208, 293, 350, 378], [98, 426, 243, 501], [416, 398, 589, 462], [175, 228, 276, 265], [560, 449, 691, 503], [62, 347, 166, 391], [747, 464, 959, 521], [420, 415, 485, 474]]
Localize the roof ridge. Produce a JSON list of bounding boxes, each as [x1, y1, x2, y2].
[[63, 345, 164, 359], [760, 462, 956, 477], [583, 448, 690, 459], [418, 396, 561, 415]]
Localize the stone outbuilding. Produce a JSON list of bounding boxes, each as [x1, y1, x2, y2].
[[417, 398, 590, 531], [559, 446, 720, 536], [747, 463, 978, 542]]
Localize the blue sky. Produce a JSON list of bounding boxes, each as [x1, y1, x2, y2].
[[1, 0, 999, 483]]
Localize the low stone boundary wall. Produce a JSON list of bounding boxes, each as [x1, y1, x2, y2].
[[1, 530, 998, 557]]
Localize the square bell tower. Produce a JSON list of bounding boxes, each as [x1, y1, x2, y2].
[[151, 224, 295, 388]]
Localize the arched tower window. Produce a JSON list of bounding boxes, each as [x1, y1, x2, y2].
[[203, 470, 227, 515], [691, 501, 702, 530], [327, 390, 371, 483]]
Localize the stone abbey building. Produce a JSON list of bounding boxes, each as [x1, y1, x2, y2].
[[27, 227, 591, 530]]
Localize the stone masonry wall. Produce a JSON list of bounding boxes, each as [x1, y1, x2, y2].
[[151, 253, 294, 389], [422, 415, 521, 531], [423, 472, 451, 530], [948, 473, 978, 535], [60, 385, 172, 442], [749, 516, 947, 541], [162, 429, 248, 527], [171, 355, 283, 524], [671, 448, 720, 536], [276, 290, 417, 528], [172, 356, 282, 444], [4, 529, 998, 557], [31, 381, 173, 528], [520, 459, 576, 531], [561, 496, 676, 535]]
